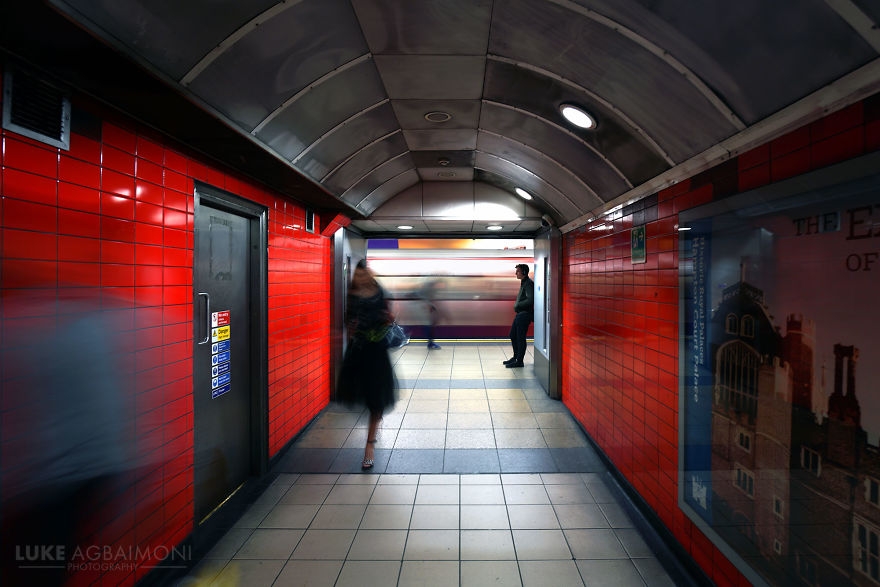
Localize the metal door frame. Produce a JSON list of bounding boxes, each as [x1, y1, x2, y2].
[[193, 181, 269, 481]]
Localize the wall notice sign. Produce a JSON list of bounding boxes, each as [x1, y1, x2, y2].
[[212, 310, 230, 327], [211, 326, 230, 343], [210, 309, 232, 399]]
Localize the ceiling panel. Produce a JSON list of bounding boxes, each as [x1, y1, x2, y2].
[[23, 0, 878, 238], [186, 0, 369, 130], [255, 58, 386, 160], [353, 0, 493, 54]]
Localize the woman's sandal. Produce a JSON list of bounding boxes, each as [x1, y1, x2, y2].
[[361, 439, 377, 470]]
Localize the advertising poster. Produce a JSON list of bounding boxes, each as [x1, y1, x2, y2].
[[679, 167, 880, 586]]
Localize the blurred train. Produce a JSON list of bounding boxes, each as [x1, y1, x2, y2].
[[366, 239, 534, 340]]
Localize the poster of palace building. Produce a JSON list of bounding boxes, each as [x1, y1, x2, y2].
[[679, 158, 880, 587]]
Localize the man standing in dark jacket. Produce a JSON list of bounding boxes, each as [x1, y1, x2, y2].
[[504, 263, 534, 368]]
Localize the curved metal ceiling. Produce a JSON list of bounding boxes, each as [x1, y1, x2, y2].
[[15, 0, 880, 236]]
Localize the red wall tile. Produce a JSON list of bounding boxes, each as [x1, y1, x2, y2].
[[0, 74, 332, 587], [561, 94, 879, 585]]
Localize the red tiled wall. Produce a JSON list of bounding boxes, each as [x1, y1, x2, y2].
[[561, 96, 880, 586], [0, 71, 332, 585]]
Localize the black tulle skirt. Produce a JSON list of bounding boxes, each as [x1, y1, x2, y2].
[[337, 337, 397, 415]]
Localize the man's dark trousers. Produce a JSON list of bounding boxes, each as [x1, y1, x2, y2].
[[509, 311, 532, 362]]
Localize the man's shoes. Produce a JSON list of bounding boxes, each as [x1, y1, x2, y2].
[[505, 360, 524, 368], [502, 358, 515, 365], [427, 342, 441, 349]]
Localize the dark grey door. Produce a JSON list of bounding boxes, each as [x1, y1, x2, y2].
[[193, 202, 253, 522]]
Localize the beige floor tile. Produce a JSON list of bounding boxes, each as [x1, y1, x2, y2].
[[447, 412, 493, 429], [415, 484, 460, 504], [545, 483, 593, 505], [461, 474, 501, 485], [335, 560, 401, 587], [360, 504, 413, 529], [407, 399, 449, 412], [446, 428, 496, 449], [535, 412, 580, 429], [274, 560, 344, 587], [410, 504, 459, 529], [511, 529, 572, 560], [494, 428, 547, 449], [377, 473, 421, 484], [461, 560, 522, 587], [212, 560, 285, 586], [461, 504, 510, 529], [487, 388, 526, 400], [503, 484, 550, 505], [491, 412, 539, 428], [347, 529, 408, 560], [310, 504, 367, 530], [540, 473, 584, 484], [324, 484, 375, 504], [410, 388, 450, 400], [202, 528, 252, 559], [542, 428, 589, 448], [291, 529, 356, 559], [418, 473, 460, 484], [233, 528, 304, 559], [369, 483, 418, 505], [598, 502, 635, 528], [507, 504, 560, 529], [489, 399, 532, 413], [565, 528, 629, 559], [461, 529, 516, 560], [398, 561, 459, 587], [575, 559, 646, 586], [279, 483, 333, 504], [450, 389, 487, 400], [449, 398, 491, 412], [501, 473, 543, 485], [403, 529, 460, 560], [258, 504, 320, 529], [401, 412, 447, 429], [519, 560, 585, 587], [553, 504, 609, 529], [461, 483, 505, 504]]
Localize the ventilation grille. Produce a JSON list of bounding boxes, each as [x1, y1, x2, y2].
[[2, 68, 71, 150], [305, 209, 315, 233]]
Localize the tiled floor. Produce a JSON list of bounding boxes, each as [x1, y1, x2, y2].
[[179, 342, 699, 586]]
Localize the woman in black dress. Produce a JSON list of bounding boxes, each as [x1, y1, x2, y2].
[[337, 260, 397, 469]]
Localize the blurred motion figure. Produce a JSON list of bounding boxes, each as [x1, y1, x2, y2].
[[0, 291, 136, 586], [337, 260, 398, 469]]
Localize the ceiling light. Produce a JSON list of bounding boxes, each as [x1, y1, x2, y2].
[[424, 111, 452, 123], [487, 225, 503, 231], [515, 187, 532, 200], [397, 225, 413, 230], [677, 226, 692, 231], [560, 103, 595, 129]]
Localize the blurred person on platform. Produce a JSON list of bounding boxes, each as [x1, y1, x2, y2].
[[419, 276, 444, 350], [503, 263, 534, 368], [0, 285, 136, 586], [337, 260, 398, 470]]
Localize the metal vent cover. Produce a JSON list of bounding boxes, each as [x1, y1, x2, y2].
[[2, 67, 71, 150]]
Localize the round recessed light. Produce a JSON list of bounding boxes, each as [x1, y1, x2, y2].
[[487, 225, 503, 231], [424, 111, 452, 123], [560, 104, 595, 129], [397, 225, 413, 230], [515, 187, 532, 200]]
